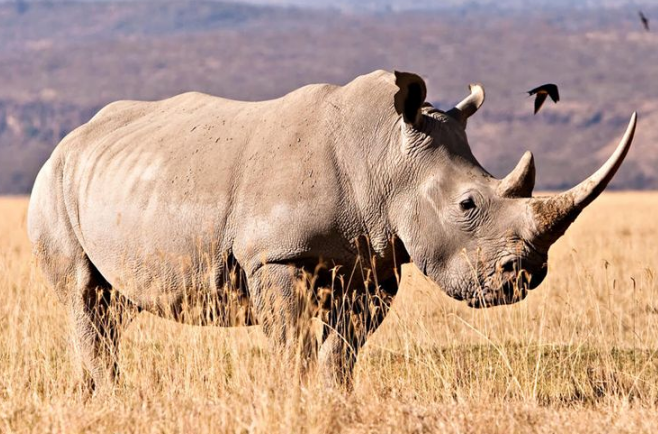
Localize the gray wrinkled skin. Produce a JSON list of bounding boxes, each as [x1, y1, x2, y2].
[[27, 70, 633, 393]]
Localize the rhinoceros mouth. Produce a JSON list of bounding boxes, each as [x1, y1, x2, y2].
[[467, 276, 529, 309]]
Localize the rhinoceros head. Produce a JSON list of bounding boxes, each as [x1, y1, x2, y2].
[[389, 71, 636, 308]]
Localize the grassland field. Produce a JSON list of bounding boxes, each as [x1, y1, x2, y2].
[[1, 193, 658, 433]]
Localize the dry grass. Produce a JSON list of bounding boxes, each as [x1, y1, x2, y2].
[[1, 193, 658, 433]]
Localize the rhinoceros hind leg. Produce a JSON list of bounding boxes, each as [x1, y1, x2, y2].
[[29, 159, 139, 396], [67, 258, 139, 396]]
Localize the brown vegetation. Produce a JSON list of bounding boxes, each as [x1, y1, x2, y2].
[[2, 192, 658, 432]]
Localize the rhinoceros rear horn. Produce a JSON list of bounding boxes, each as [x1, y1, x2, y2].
[[498, 151, 536, 198], [446, 83, 485, 127], [394, 71, 427, 126]]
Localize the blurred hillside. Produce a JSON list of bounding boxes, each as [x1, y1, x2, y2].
[[234, 0, 658, 12], [0, 1, 657, 193]]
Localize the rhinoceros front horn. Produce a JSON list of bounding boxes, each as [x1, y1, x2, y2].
[[531, 112, 637, 243], [446, 84, 485, 127]]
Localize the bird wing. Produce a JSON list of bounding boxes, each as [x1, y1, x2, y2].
[[640, 12, 650, 31], [534, 92, 548, 114], [547, 85, 560, 103]]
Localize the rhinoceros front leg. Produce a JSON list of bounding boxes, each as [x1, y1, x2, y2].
[[248, 263, 319, 377], [318, 274, 396, 390]]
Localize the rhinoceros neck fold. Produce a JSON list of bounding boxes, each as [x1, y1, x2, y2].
[[325, 70, 409, 256]]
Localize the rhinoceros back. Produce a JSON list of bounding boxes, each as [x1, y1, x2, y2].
[[29, 82, 354, 307]]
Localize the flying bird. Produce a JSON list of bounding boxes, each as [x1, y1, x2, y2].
[[639, 11, 650, 32], [527, 84, 560, 115]]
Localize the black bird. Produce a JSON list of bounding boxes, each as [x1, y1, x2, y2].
[[527, 84, 560, 115], [639, 10, 650, 32]]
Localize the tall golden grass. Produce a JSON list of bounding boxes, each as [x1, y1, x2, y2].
[[1, 193, 658, 433]]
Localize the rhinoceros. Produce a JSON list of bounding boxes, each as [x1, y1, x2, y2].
[[28, 70, 636, 393]]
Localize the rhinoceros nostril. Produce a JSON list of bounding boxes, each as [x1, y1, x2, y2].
[[500, 260, 517, 274], [527, 264, 548, 289]]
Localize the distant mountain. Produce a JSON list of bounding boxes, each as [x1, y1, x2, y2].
[[4, 0, 658, 12], [207, 0, 658, 12], [0, 1, 657, 193]]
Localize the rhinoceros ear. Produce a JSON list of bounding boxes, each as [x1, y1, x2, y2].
[[394, 71, 427, 127]]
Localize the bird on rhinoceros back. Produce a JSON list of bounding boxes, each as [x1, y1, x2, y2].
[[27, 69, 636, 395]]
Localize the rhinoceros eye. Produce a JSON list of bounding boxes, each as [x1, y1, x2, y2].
[[459, 197, 476, 211]]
